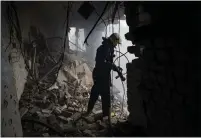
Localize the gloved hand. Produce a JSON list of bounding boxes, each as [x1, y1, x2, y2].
[[117, 66, 123, 72], [115, 66, 126, 81], [111, 64, 125, 81]]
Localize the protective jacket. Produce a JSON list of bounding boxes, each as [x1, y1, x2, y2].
[[93, 37, 115, 84]]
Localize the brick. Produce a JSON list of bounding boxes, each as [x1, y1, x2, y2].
[[57, 116, 69, 123]]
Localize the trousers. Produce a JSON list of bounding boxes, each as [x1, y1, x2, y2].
[[87, 68, 111, 117]]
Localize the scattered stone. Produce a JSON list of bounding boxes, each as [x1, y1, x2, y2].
[[71, 112, 82, 121], [83, 129, 95, 137], [57, 116, 69, 123], [63, 123, 77, 133], [111, 117, 117, 124], [83, 116, 95, 123], [42, 109, 52, 114], [88, 123, 98, 130]]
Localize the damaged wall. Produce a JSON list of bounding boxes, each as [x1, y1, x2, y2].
[[124, 2, 201, 136], [1, 44, 23, 136], [1, 3, 28, 100]]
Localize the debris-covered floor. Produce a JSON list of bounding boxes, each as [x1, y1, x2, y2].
[[19, 51, 128, 137]]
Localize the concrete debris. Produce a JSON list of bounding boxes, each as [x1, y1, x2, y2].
[[83, 129, 96, 137], [19, 52, 127, 136], [42, 133, 50, 137], [48, 83, 59, 91], [53, 107, 62, 115], [42, 109, 52, 114], [71, 112, 82, 121], [57, 116, 70, 123]]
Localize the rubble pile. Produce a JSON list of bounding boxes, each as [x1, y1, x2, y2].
[[19, 53, 128, 136]]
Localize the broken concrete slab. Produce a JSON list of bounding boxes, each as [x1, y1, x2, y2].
[[41, 109, 52, 114], [57, 116, 69, 123], [71, 112, 82, 121]]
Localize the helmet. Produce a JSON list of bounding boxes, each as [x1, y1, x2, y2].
[[109, 33, 122, 46]]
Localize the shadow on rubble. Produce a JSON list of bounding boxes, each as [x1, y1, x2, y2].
[[112, 121, 147, 137]]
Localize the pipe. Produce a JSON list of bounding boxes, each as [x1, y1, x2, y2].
[[84, 2, 110, 45]]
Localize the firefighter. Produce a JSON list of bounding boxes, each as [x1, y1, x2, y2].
[[83, 33, 124, 122]]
